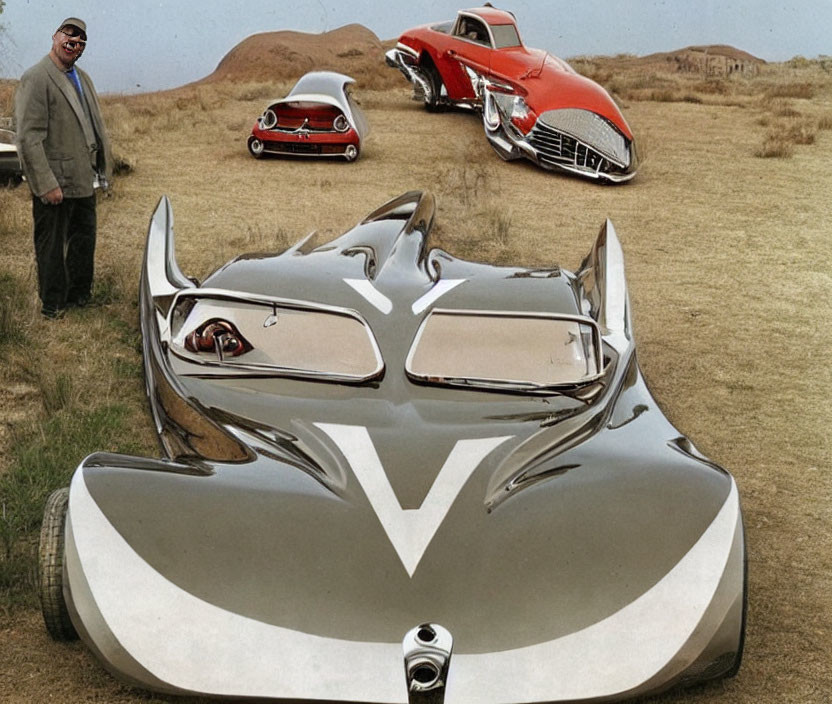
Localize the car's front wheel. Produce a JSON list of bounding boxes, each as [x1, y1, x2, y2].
[[421, 62, 445, 112], [38, 487, 78, 641], [247, 136, 265, 159], [344, 144, 359, 162]]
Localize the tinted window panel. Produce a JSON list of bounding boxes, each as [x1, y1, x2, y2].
[[407, 311, 601, 389], [491, 25, 522, 48], [169, 295, 382, 381]]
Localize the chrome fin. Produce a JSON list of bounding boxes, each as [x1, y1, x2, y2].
[[144, 196, 195, 317], [325, 191, 436, 284], [577, 219, 632, 352]]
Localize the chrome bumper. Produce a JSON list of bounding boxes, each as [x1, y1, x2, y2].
[[482, 96, 639, 183]]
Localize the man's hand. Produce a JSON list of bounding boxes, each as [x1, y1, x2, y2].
[[42, 186, 63, 205]]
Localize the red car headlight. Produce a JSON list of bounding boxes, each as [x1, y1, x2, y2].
[[260, 109, 278, 130]]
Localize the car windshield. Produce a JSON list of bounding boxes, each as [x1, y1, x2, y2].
[[406, 310, 602, 390], [490, 24, 522, 49], [168, 293, 383, 382]]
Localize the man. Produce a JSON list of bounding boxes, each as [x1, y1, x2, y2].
[[15, 17, 112, 318]]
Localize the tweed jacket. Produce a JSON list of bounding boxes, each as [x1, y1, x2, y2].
[[15, 55, 113, 198]]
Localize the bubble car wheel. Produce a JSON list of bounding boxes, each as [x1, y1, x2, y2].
[[38, 487, 78, 641], [344, 144, 359, 162], [248, 136, 265, 159]]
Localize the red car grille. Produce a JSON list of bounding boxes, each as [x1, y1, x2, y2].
[[528, 122, 620, 175], [274, 104, 341, 131]]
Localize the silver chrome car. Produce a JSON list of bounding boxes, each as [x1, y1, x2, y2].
[[0, 128, 23, 185], [39, 192, 745, 703]]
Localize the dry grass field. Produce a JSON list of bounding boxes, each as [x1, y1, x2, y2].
[[0, 44, 831, 703]]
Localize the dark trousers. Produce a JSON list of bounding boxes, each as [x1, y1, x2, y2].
[[32, 195, 96, 311]]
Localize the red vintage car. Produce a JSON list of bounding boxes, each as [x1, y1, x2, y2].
[[386, 7, 638, 182], [248, 72, 369, 162]]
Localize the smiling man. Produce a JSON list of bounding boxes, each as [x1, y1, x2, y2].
[[15, 17, 112, 319]]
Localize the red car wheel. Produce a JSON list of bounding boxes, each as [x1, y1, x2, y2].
[[247, 136, 265, 159]]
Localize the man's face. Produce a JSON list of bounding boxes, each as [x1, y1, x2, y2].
[[51, 25, 86, 68]]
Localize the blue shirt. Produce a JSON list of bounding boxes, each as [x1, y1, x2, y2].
[[66, 67, 84, 99]]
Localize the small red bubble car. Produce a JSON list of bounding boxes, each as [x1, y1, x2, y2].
[[248, 71, 369, 162]]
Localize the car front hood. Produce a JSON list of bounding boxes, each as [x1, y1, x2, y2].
[[492, 48, 633, 140]]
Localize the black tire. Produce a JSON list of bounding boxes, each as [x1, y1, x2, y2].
[[422, 61, 445, 113], [726, 523, 748, 678], [247, 136, 265, 159], [344, 144, 359, 162], [38, 487, 78, 641]]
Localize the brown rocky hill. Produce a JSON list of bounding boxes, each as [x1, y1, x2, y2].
[[606, 45, 766, 76], [200, 24, 399, 89]]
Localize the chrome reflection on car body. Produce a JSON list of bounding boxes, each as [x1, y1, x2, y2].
[[577, 218, 631, 352], [453, 65, 637, 182], [143, 195, 195, 320], [539, 109, 629, 167], [482, 85, 638, 182], [386, 45, 439, 106], [403, 623, 454, 704]]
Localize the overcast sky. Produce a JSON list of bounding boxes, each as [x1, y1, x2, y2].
[[1, 0, 830, 93]]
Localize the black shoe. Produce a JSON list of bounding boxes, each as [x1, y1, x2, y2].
[[41, 306, 65, 319]]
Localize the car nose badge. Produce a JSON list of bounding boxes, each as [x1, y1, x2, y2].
[[403, 623, 453, 704]]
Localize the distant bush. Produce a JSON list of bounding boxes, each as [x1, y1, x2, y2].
[[817, 113, 832, 130], [755, 135, 794, 158], [233, 82, 276, 102], [776, 104, 802, 118], [785, 56, 812, 69], [764, 81, 815, 99], [692, 78, 731, 95], [646, 89, 676, 102], [784, 121, 816, 145]]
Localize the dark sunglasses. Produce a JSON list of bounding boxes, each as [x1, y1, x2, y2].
[[60, 26, 87, 41]]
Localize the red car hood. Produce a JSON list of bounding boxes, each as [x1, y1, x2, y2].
[[492, 47, 633, 140]]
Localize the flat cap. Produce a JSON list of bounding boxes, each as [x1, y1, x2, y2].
[[57, 17, 87, 36]]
